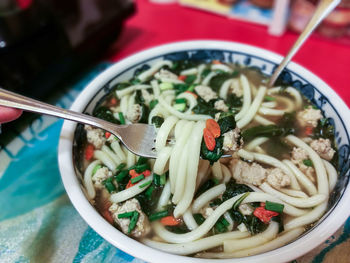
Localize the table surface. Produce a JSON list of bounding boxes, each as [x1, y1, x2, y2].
[[106, 0, 350, 107]]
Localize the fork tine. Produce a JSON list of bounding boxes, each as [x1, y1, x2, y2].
[[111, 124, 158, 158]]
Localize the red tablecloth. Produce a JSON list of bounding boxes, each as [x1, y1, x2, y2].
[[107, 0, 350, 107]]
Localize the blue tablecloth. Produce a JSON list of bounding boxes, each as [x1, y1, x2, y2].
[[0, 64, 349, 263]]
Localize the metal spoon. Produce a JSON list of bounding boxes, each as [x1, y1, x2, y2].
[[268, 0, 341, 87], [0, 87, 157, 158]]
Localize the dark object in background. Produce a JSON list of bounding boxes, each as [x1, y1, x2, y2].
[[0, 0, 135, 99]]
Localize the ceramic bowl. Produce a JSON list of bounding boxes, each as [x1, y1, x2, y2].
[[58, 40, 350, 263]]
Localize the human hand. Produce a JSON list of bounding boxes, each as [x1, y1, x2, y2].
[[0, 106, 22, 123]]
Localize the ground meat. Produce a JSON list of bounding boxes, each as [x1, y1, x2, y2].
[[92, 167, 112, 189], [109, 198, 151, 239], [154, 69, 178, 81], [223, 127, 243, 153], [296, 106, 322, 128], [266, 168, 291, 189], [230, 78, 243, 97], [310, 138, 335, 161], [127, 104, 142, 123], [194, 85, 218, 102], [85, 125, 106, 149], [214, 99, 229, 112], [238, 204, 254, 215], [291, 147, 316, 182], [141, 89, 154, 104], [230, 159, 267, 186]]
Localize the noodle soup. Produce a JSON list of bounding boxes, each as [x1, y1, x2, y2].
[[74, 59, 338, 258]]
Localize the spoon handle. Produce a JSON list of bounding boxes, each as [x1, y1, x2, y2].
[[268, 0, 341, 87], [0, 87, 119, 134]]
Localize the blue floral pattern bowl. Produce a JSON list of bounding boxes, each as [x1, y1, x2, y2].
[[59, 40, 350, 263]]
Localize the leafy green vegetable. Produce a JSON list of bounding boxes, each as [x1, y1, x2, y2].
[[265, 201, 284, 213], [185, 75, 196, 85], [165, 224, 190, 234], [149, 99, 159, 110], [217, 112, 236, 134], [138, 104, 149, 124], [151, 116, 164, 128], [200, 136, 223, 164], [226, 94, 243, 108], [271, 214, 284, 233], [136, 184, 164, 216], [222, 179, 253, 201], [192, 97, 219, 117], [303, 159, 313, 167], [313, 118, 335, 141], [171, 60, 201, 75], [112, 82, 130, 91], [173, 83, 189, 95], [93, 106, 120, 124], [193, 213, 206, 225], [245, 214, 268, 234], [135, 90, 145, 104], [232, 192, 250, 210], [209, 71, 239, 92]]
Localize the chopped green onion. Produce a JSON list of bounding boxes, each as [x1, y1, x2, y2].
[[173, 103, 186, 112], [139, 180, 152, 189], [92, 164, 102, 176], [102, 177, 116, 193], [220, 217, 230, 227], [118, 112, 126, 124], [115, 170, 129, 182], [160, 82, 173, 91], [160, 174, 166, 185], [149, 99, 159, 110], [149, 210, 169, 221], [265, 201, 285, 214], [118, 211, 134, 219], [303, 159, 313, 167], [128, 211, 139, 233], [151, 116, 164, 128], [212, 178, 219, 185], [193, 213, 205, 225], [153, 173, 160, 186], [131, 174, 145, 184], [264, 96, 276, 101], [187, 84, 195, 92], [232, 192, 250, 210], [184, 75, 196, 85], [145, 185, 154, 200], [175, 98, 187, 104], [116, 163, 126, 173], [136, 156, 148, 165], [135, 163, 149, 173]]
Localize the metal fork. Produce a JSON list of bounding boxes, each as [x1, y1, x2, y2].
[[0, 87, 157, 158], [268, 0, 341, 87]]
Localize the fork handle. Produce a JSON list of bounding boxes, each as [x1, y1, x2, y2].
[[0, 87, 119, 135], [268, 0, 341, 87]]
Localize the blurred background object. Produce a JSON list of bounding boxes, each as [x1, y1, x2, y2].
[[0, 0, 134, 99]]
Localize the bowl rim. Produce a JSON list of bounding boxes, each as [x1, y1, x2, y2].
[[58, 40, 350, 263]]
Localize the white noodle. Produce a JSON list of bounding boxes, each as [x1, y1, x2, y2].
[[211, 161, 223, 180], [94, 150, 116, 171], [224, 222, 279, 252], [260, 182, 326, 208], [286, 135, 329, 195], [183, 209, 199, 230], [279, 188, 309, 198], [323, 160, 338, 192], [261, 101, 277, 108], [155, 116, 178, 152], [142, 231, 249, 256], [116, 84, 151, 98], [219, 79, 234, 100], [83, 160, 101, 199], [235, 74, 251, 121], [158, 96, 210, 121], [110, 175, 153, 203], [211, 64, 233, 72], [237, 86, 266, 128], [268, 86, 302, 110], [245, 137, 269, 151], [110, 141, 126, 162], [137, 60, 173, 82], [258, 107, 285, 116], [172, 141, 190, 202], [254, 115, 275, 125], [201, 71, 218, 86], [102, 145, 122, 166], [126, 149, 136, 168], [157, 181, 171, 211], [285, 202, 327, 231], [221, 163, 232, 183], [194, 64, 206, 84], [176, 92, 198, 114], [283, 160, 318, 196], [192, 184, 226, 213], [153, 147, 172, 175], [174, 121, 205, 217], [180, 68, 198, 75]]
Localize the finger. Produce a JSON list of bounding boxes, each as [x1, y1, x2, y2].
[[0, 106, 22, 123]]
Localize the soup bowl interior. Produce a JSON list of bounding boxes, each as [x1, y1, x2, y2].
[[58, 40, 350, 263]]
